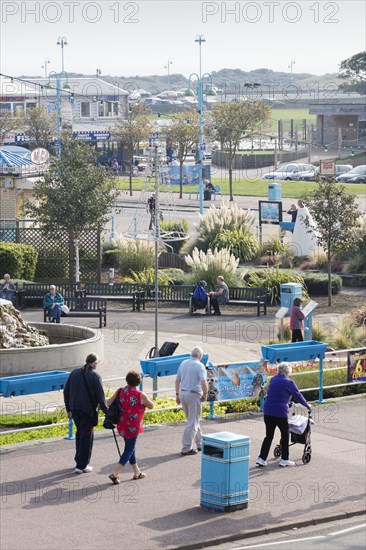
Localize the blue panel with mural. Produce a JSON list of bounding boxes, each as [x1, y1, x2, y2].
[[206, 361, 267, 402]]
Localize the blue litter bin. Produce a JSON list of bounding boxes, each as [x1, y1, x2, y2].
[[268, 183, 282, 201], [201, 431, 250, 512], [280, 283, 302, 315]]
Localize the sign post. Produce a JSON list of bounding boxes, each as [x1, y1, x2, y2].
[[275, 307, 289, 341], [302, 300, 319, 341]]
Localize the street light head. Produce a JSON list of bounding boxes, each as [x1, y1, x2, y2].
[[184, 88, 195, 97], [195, 34, 206, 44]]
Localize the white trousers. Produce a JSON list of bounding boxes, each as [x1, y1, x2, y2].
[[180, 391, 202, 452]]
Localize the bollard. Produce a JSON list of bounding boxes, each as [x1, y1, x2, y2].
[[64, 418, 75, 440]]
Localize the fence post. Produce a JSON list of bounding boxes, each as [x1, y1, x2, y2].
[[16, 219, 20, 243], [97, 231, 102, 283], [64, 419, 75, 440], [317, 355, 325, 404]]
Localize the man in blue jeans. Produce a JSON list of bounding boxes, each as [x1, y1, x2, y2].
[[43, 285, 64, 323]]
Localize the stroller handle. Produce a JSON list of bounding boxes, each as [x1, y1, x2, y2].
[[289, 401, 312, 418]]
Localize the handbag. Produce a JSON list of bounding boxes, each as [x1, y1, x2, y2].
[[81, 371, 99, 426], [103, 388, 122, 430]]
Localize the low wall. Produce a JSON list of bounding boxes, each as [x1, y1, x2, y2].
[[0, 323, 104, 376], [213, 150, 306, 169]]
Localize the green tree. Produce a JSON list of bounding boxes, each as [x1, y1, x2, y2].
[[166, 111, 199, 198], [111, 102, 152, 196], [210, 100, 271, 200], [304, 181, 361, 306], [0, 109, 19, 145], [22, 105, 57, 148], [22, 134, 118, 282], [338, 51, 366, 95]]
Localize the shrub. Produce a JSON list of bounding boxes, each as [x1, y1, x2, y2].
[[211, 227, 259, 262], [157, 268, 185, 284], [244, 265, 308, 305], [328, 317, 366, 350], [259, 236, 289, 257], [302, 272, 342, 295], [184, 247, 243, 289], [160, 219, 189, 253], [193, 201, 255, 252], [122, 268, 174, 285], [0, 242, 38, 280], [350, 306, 366, 327], [111, 236, 155, 276], [102, 241, 118, 267]]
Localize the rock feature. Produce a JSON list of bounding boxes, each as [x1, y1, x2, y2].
[[0, 299, 49, 349]]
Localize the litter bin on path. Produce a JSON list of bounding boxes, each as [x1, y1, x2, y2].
[[201, 431, 250, 512]]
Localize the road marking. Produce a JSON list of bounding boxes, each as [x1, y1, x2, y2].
[[235, 536, 326, 549], [329, 523, 366, 536]]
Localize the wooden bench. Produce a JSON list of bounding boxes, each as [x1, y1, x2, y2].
[[43, 297, 107, 328], [135, 284, 193, 310], [227, 287, 267, 316], [20, 283, 84, 309], [84, 283, 143, 311]]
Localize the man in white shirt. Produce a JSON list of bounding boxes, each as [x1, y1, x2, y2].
[[175, 347, 208, 455]]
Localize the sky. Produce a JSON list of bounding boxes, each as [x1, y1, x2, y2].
[[1, 0, 365, 79]]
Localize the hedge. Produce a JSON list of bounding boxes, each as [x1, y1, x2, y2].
[[302, 272, 342, 295], [0, 242, 38, 280]]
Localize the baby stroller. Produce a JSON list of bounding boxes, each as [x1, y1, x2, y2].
[[273, 403, 313, 464], [189, 281, 211, 315]]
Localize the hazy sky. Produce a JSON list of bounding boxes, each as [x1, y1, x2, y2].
[[1, 1, 365, 79]]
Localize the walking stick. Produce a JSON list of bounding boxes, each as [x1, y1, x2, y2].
[[112, 428, 121, 457]]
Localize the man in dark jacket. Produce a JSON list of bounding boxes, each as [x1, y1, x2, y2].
[[64, 354, 108, 474]]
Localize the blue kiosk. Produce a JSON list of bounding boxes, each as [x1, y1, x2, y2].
[[261, 341, 328, 403]]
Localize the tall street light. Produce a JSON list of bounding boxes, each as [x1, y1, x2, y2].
[[288, 59, 295, 82], [45, 70, 72, 157], [41, 58, 50, 78], [164, 59, 173, 89], [57, 36, 68, 72]]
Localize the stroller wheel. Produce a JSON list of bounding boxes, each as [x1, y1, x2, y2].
[[273, 445, 281, 458], [302, 452, 311, 464]]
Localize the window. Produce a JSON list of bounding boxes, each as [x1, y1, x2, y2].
[[81, 102, 91, 118], [97, 101, 118, 117]]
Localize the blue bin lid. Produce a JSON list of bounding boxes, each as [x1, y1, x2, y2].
[[203, 432, 250, 445], [280, 283, 302, 290]]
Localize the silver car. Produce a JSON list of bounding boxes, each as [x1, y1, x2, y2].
[[262, 163, 317, 181]]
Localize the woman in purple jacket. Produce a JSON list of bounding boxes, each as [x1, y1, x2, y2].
[[256, 362, 311, 467]]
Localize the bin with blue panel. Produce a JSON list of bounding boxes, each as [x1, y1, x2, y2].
[[280, 283, 302, 316], [201, 432, 250, 512], [268, 183, 282, 201]]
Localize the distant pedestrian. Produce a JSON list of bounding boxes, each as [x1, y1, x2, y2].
[[256, 362, 311, 468], [64, 354, 108, 474], [175, 346, 208, 455], [0, 274, 16, 302], [147, 193, 156, 230], [43, 285, 64, 323], [108, 371, 154, 484], [208, 275, 229, 315], [290, 297, 305, 342]]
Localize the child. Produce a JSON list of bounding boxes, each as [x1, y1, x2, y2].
[[290, 297, 305, 342]]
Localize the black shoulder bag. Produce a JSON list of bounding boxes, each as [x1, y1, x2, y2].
[[82, 371, 99, 426], [103, 388, 122, 430]]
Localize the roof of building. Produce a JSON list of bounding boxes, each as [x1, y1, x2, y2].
[[0, 150, 35, 167]]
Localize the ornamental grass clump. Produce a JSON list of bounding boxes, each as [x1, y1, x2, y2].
[[110, 235, 155, 276], [184, 247, 242, 289], [193, 201, 256, 252]]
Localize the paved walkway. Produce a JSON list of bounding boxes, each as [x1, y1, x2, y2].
[[1, 397, 365, 550]]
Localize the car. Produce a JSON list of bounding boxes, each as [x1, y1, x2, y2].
[[319, 164, 353, 182], [335, 165, 366, 183], [262, 163, 317, 181]]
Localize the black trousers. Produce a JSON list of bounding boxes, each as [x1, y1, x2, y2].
[[210, 297, 220, 313], [72, 409, 94, 470], [259, 415, 289, 461], [292, 329, 303, 342]]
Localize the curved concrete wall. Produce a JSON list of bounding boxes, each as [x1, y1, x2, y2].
[[0, 323, 104, 376]]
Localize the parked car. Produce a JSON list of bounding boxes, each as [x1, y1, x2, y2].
[[319, 164, 353, 181], [298, 168, 319, 182], [262, 163, 317, 181], [335, 165, 366, 183]]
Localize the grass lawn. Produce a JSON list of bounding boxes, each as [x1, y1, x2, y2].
[[115, 177, 365, 198]]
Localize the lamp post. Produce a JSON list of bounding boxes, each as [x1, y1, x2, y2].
[[57, 36, 68, 72], [46, 70, 70, 156], [164, 59, 173, 89], [288, 59, 295, 82], [41, 58, 50, 78]]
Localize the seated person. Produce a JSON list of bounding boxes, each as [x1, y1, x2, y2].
[[204, 180, 215, 201], [0, 274, 16, 302], [208, 276, 229, 315], [43, 285, 64, 323], [192, 280, 208, 311]]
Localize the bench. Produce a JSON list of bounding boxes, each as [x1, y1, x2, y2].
[[135, 284, 193, 310], [44, 297, 107, 328], [227, 287, 267, 316], [84, 283, 144, 311], [20, 283, 84, 309]]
